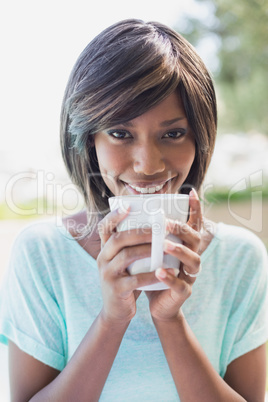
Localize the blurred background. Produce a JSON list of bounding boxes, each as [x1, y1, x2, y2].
[[0, 0, 267, 400]]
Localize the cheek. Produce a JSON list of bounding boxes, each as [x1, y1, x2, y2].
[[95, 144, 128, 175], [171, 143, 196, 172]]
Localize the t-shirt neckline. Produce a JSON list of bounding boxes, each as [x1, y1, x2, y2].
[[56, 219, 98, 266]]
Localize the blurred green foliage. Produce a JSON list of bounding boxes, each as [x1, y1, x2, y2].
[[175, 0, 268, 134], [0, 198, 83, 220], [204, 184, 268, 203], [0, 200, 44, 220], [0, 198, 61, 220]]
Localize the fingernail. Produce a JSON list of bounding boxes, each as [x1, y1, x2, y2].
[[164, 241, 176, 251], [156, 268, 167, 279], [166, 268, 177, 276], [118, 202, 130, 214], [189, 188, 199, 199]]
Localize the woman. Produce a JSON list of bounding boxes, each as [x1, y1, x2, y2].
[[1, 19, 267, 401]]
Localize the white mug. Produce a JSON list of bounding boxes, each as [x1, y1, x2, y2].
[[108, 194, 189, 291]]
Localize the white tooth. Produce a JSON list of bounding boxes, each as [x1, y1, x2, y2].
[[141, 188, 148, 194], [156, 184, 164, 191], [129, 184, 140, 192], [128, 183, 167, 193]]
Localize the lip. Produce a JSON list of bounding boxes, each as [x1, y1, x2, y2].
[[122, 178, 174, 195]]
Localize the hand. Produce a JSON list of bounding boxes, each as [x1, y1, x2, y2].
[[97, 207, 159, 326], [146, 189, 202, 322]]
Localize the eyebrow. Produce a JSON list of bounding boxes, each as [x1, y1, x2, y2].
[[120, 117, 186, 128], [159, 117, 186, 127]]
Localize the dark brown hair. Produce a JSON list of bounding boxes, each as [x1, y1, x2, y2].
[[60, 19, 217, 226]]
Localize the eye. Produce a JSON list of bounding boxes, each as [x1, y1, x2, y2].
[[162, 129, 186, 139], [107, 130, 132, 139]]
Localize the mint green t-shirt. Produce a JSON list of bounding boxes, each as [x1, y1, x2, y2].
[[0, 220, 268, 401]]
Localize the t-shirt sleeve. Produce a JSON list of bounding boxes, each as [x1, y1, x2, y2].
[[0, 225, 66, 371], [221, 232, 268, 374]]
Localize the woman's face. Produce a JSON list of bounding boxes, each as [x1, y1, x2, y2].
[[94, 91, 196, 196]]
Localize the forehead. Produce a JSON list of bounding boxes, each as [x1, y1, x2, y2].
[[125, 91, 186, 127]]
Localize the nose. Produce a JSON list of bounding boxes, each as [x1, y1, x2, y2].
[[133, 142, 165, 175]]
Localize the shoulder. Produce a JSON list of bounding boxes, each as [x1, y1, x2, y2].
[[211, 223, 268, 283], [13, 219, 69, 249], [4, 219, 84, 298], [9, 219, 73, 272], [202, 221, 267, 289], [216, 222, 267, 257]]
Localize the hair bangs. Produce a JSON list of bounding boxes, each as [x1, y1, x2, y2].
[[66, 26, 181, 152]]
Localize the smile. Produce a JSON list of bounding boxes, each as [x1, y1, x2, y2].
[[123, 179, 173, 195], [128, 183, 165, 194]]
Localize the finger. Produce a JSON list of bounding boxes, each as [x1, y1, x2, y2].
[[100, 227, 152, 263], [116, 271, 160, 295], [187, 188, 203, 232], [98, 206, 130, 246], [165, 219, 201, 251], [164, 240, 201, 277], [181, 264, 202, 280], [155, 268, 192, 298], [107, 243, 152, 276]]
